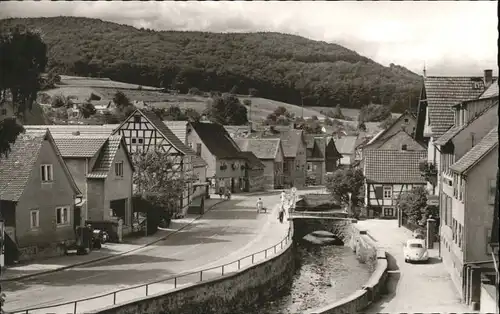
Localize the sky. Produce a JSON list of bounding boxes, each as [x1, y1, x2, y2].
[[0, 1, 497, 76]]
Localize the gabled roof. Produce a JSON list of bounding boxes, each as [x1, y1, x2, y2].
[[0, 129, 81, 201], [235, 138, 281, 160], [52, 136, 108, 158], [239, 151, 265, 170], [450, 127, 498, 174], [191, 122, 243, 159], [435, 100, 498, 146], [25, 124, 117, 136], [164, 120, 189, 144], [224, 125, 251, 138], [479, 82, 499, 99], [334, 136, 357, 155], [248, 129, 304, 158], [424, 76, 490, 137], [364, 150, 427, 184], [363, 129, 426, 151], [114, 110, 207, 167], [366, 111, 416, 146], [87, 135, 134, 179]]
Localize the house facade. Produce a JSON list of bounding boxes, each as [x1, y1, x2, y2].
[[334, 135, 357, 167], [364, 150, 427, 219], [235, 138, 284, 189], [239, 152, 265, 192], [187, 122, 247, 193], [111, 109, 206, 215], [304, 134, 342, 185], [0, 130, 81, 262], [325, 137, 342, 173], [433, 85, 498, 298]]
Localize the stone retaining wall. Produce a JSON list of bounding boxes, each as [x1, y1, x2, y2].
[[92, 230, 295, 314], [306, 225, 388, 314]]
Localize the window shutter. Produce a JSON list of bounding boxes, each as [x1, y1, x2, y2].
[[375, 186, 383, 199]]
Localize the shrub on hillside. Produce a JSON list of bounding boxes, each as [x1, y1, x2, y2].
[[359, 104, 391, 122]]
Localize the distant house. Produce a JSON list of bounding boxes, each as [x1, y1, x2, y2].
[[111, 109, 207, 215], [364, 150, 427, 219], [187, 121, 248, 194], [235, 138, 284, 189], [247, 129, 306, 188], [224, 125, 252, 139], [0, 129, 81, 263], [239, 152, 266, 192], [334, 135, 357, 166], [304, 134, 341, 185], [368, 111, 417, 146]]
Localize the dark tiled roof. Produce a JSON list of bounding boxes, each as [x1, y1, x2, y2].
[[248, 129, 303, 158], [235, 138, 281, 160], [450, 127, 498, 174], [424, 76, 488, 137], [0, 130, 46, 201], [52, 136, 108, 158], [364, 150, 427, 184], [239, 151, 265, 169], [87, 135, 125, 179], [191, 122, 243, 159]]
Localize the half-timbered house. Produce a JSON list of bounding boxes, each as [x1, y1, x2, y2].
[[364, 150, 427, 218], [111, 109, 207, 215]]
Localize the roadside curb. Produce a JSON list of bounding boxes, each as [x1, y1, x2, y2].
[[0, 199, 227, 283]]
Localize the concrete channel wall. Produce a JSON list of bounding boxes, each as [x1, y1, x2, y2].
[[306, 225, 389, 314], [91, 228, 295, 314]]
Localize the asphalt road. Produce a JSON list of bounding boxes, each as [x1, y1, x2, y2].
[[3, 192, 291, 313], [358, 219, 472, 313]]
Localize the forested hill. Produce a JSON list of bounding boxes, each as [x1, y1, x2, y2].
[[0, 17, 422, 112]]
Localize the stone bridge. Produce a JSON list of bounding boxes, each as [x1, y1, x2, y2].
[[288, 211, 358, 244]]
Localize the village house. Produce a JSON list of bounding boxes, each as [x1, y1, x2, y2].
[[431, 82, 498, 302], [247, 128, 307, 188], [234, 138, 284, 189], [0, 129, 81, 263], [187, 121, 248, 194], [224, 125, 252, 139], [110, 109, 207, 215], [334, 135, 357, 167], [238, 152, 266, 192], [364, 149, 427, 219], [304, 134, 342, 185], [414, 69, 495, 197]]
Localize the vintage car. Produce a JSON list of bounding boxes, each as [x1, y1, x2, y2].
[[403, 239, 429, 263]]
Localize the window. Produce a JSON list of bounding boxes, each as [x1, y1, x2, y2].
[[1, 108, 8, 115], [131, 138, 144, 145], [41, 164, 53, 182], [133, 116, 141, 123], [115, 161, 124, 177], [307, 162, 312, 171], [488, 179, 496, 204], [383, 207, 394, 217], [401, 144, 408, 151], [446, 196, 452, 227], [404, 118, 409, 124], [56, 206, 70, 225], [196, 143, 202, 156], [442, 193, 448, 226], [383, 186, 392, 199], [458, 224, 463, 248], [283, 161, 289, 172], [30, 209, 39, 229], [452, 218, 456, 241]]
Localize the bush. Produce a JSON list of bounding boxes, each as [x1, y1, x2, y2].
[[359, 104, 392, 122], [188, 87, 203, 96]]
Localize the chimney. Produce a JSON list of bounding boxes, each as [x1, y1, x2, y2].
[[484, 69, 493, 88]]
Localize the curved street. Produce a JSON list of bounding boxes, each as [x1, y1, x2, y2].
[[3, 192, 292, 313]]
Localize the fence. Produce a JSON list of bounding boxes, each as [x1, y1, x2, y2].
[[11, 227, 293, 314]]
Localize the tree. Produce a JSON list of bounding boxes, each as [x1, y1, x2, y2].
[[229, 85, 238, 95], [378, 116, 397, 130], [207, 93, 248, 125], [358, 122, 367, 132], [51, 94, 66, 108], [0, 27, 47, 157], [165, 105, 186, 121], [80, 102, 96, 118], [359, 104, 392, 122], [273, 106, 287, 116], [242, 99, 252, 107], [396, 186, 433, 227], [325, 168, 365, 217], [132, 150, 196, 232], [188, 87, 203, 96], [184, 108, 201, 122], [112, 91, 132, 110]]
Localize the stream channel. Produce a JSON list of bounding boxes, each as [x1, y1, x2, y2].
[[241, 239, 374, 313]]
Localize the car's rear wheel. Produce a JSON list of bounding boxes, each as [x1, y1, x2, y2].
[[404, 258, 408, 263]]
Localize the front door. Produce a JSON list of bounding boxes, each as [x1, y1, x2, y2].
[[74, 206, 81, 229], [231, 178, 235, 193]]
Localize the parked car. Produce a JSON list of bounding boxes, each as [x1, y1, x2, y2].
[[403, 239, 429, 263]]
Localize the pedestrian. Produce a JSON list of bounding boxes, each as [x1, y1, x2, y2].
[[256, 198, 263, 213], [278, 204, 285, 223], [218, 187, 223, 199]]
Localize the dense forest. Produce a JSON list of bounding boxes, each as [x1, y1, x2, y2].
[[0, 17, 423, 112]]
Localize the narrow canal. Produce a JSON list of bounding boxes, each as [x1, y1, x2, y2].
[[242, 242, 374, 313]]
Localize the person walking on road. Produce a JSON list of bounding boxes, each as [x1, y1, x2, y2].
[[278, 203, 285, 223], [218, 187, 223, 199], [256, 198, 264, 213]]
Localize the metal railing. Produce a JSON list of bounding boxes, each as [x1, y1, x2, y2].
[[11, 226, 293, 314]]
